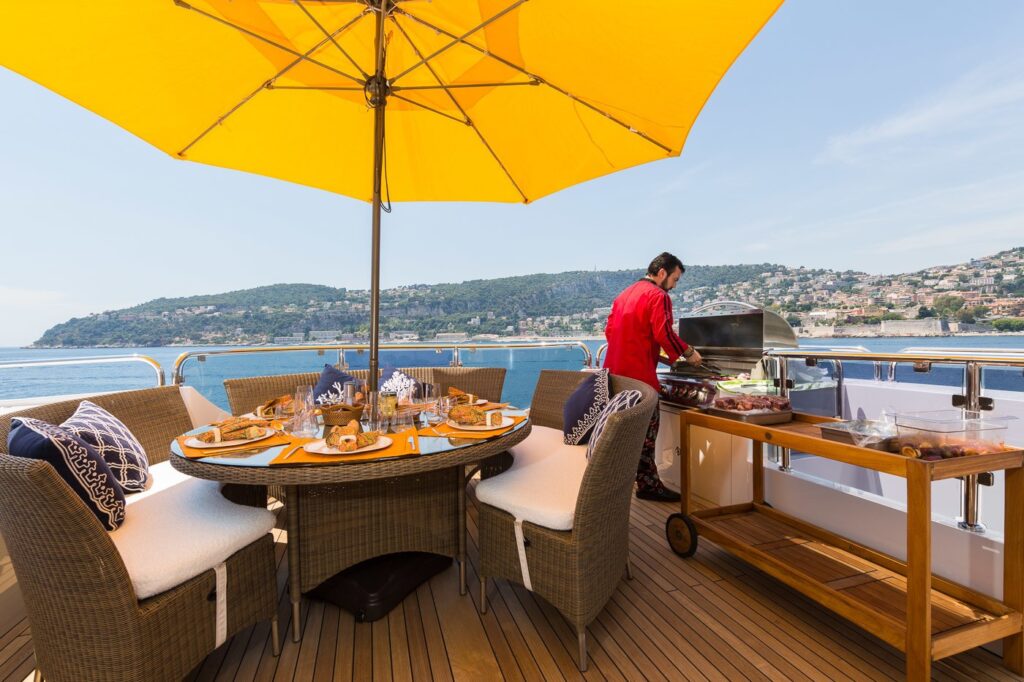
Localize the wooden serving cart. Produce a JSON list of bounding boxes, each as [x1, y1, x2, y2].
[[665, 410, 1024, 681]]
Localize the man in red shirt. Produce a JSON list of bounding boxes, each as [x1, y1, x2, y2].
[[604, 252, 701, 502]]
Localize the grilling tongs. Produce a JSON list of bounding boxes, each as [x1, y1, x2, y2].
[[696, 360, 724, 375]]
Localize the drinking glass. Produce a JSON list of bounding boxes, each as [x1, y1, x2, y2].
[[437, 396, 455, 424], [391, 409, 413, 434], [361, 393, 382, 433], [421, 384, 442, 426], [291, 385, 318, 438]]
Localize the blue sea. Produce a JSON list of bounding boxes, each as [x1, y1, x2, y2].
[[2, 336, 1023, 410]]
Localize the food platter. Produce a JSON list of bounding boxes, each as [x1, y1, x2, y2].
[[445, 415, 514, 431], [185, 427, 275, 449], [304, 435, 392, 456]]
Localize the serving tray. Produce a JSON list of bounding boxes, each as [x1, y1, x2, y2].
[[705, 407, 793, 425]]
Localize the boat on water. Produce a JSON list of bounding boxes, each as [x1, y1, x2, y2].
[[2, 326, 1024, 680]]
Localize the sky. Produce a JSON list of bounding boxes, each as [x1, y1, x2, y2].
[[2, 1, 1024, 346]]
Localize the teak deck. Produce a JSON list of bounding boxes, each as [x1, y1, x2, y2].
[[1, 492, 1021, 681], [677, 410, 1024, 682]]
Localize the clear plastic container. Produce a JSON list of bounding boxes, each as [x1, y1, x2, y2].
[[893, 410, 1013, 459]]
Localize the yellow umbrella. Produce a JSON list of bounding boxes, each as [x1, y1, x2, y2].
[[0, 0, 782, 385]]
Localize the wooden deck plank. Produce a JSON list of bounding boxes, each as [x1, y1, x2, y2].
[[399, 585, 432, 682], [351, 621, 373, 682], [332, 608, 356, 682], [388, 603, 413, 682], [371, 617, 393, 682], [414, 583, 454, 682], [294, 600, 325, 682], [313, 604, 340, 682]]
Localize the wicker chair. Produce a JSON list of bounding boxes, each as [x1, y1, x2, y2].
[[223, 366, 507, 415], [476, 370, 657, 671], [0, 387, 280, 682]]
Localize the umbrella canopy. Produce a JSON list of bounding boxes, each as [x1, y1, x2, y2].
[[0, 0, 782, 386]]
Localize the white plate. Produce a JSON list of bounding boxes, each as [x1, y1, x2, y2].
[[185, 427, 274, 449], [304, 435, 392, 456], [445, 415, 514, 431]]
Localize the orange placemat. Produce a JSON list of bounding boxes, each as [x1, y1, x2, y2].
[[268, 429, 421, 466], [418, 415, 526, 440], [176, 431, 293, 459]]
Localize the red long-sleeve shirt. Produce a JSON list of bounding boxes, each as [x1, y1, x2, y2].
[[603, 279, 690, 390]]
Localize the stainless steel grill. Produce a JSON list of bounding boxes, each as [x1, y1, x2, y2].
[[658, 302, 798, 407]]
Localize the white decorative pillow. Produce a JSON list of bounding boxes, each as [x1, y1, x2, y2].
[[62, 400, 150, 493], [585, 390, 644, 460]]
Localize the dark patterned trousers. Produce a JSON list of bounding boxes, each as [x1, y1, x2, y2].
[[636, 408, 664, 493]]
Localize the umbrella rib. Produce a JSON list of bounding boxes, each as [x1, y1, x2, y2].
[[294, 0, 370, 80], [396, 7, 673, 155], [172, 0, 364, 86], [176, 9, 369, 157], [393, 82, 539, 91], [269, 85, 365, 91], [390, 93, 469, 126], [388, 0, 528, 85], [390, 15, 529, 203]]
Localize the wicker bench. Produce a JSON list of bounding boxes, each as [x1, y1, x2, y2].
[[475, 370, 658, 672], [0, 386, 280, 682]]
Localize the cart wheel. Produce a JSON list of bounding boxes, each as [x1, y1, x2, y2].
[[665, 513, 698, 557]]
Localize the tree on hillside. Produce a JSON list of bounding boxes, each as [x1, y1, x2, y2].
[[916, 306, 935, 318], [931, 295, 965, 318]]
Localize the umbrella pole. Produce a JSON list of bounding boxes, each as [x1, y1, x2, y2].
[[367, 0, 389, 417]]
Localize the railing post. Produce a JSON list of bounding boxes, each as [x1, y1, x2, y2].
[[959, 361, 987, 533], [833, 360, 844, 418], [776, 357, 791, 472]]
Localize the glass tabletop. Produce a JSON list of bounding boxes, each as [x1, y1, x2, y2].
[[170, 409, 529, 467]]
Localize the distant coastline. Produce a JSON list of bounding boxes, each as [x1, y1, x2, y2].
[[23, 331, 1024, 350]]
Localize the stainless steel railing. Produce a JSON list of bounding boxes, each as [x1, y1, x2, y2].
[[765, 347, 1024, 534], [171, 340, 594, 385], [0, 354, 165, 387]]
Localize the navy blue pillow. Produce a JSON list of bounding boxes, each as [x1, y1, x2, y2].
[[62, 400, 150, 493], [563, 370, 610, 445], [7, 417, 126, 531], [313, 364, 359, 406]]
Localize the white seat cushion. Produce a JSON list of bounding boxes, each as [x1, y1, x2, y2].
[[109, 461, 276, 599], [476, 425, 588, 531]]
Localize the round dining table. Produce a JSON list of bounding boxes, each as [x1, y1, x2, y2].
[[170, 415, 531, 640]]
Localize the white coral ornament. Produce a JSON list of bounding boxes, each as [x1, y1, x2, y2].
[[316, 381, 347, 406], [380, 370, 416, 395]]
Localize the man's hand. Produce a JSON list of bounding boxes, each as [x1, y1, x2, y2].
[[685, 349, 703, 366]]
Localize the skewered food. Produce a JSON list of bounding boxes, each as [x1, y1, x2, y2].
[[712, 395, 791, 412], [324, 423, 380, 451], [256, 394, 293, 418], [336, 419, 362, 436], [448, 387, 477, 405], [355, 431, 381, 449], [450, 404, 486, 425], [197, 417, 267, 443], [325, 428, 358, 452]]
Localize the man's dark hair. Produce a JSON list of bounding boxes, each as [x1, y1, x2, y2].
[[647, 252, 685, 277]]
